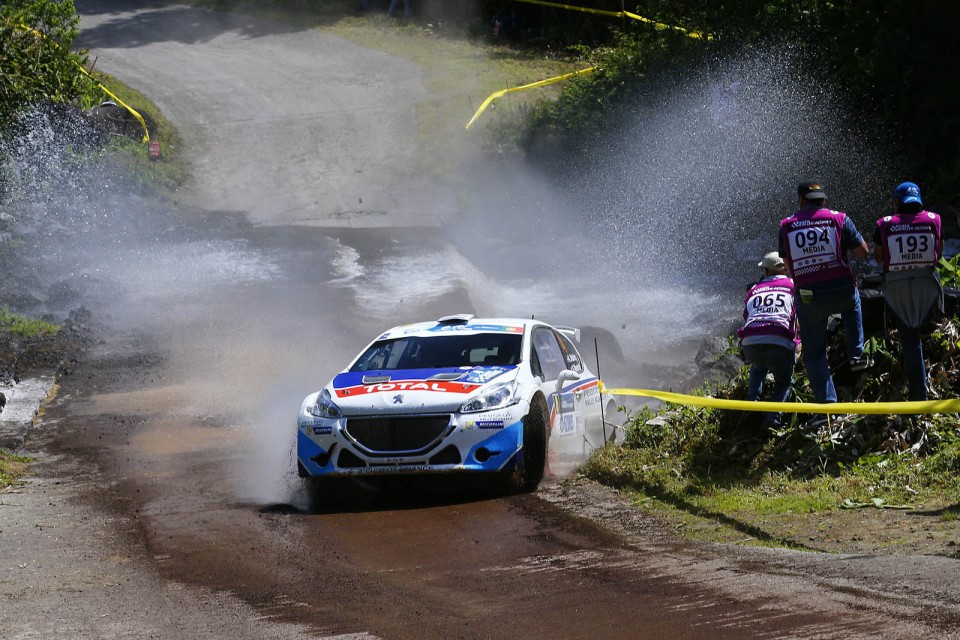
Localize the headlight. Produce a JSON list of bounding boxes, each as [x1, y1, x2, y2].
[[460, 380, 519, 414], [309, 389, 342, 419]]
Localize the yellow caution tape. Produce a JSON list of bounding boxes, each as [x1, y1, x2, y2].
[[467, 2, 710, 128], [465, 66, 595, 129], [622, 11, 710, 40], [15, 23, 150, 143], [76, 65, 150, 143], [598, 382, 960, 415], [509, 0, 712, 40]]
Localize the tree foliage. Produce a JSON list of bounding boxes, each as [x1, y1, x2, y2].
[[516, 0, 960, 204], [0, 0, 95, 130]]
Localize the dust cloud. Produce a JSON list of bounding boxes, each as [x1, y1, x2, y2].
[[2, 105, 360, 507]]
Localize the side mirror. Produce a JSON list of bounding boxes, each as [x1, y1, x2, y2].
[[556, 369, 581, 395]]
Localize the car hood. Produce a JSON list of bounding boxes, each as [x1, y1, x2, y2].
[[329, 366, 517, 415]]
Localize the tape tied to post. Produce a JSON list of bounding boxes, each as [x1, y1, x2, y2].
[[16, 22, 150, 142], [598, 382, 960, 415], [509, 0, 712, 40], [466, 66, 596, 129]]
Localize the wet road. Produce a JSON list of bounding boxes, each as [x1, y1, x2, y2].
[[5, 1, 957, 639], [35, 302, 910, 640]]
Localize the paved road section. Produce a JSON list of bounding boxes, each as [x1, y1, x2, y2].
[[0, 375, 56, 449], [76, 0, 449, 228]]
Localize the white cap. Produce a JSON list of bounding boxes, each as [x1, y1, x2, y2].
[[758, 251, 785, 270]]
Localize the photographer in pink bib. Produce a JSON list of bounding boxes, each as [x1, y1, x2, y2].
[[737, 252, 799, 428], [873, 181, 943, 401], [778, 181, 872, 404]]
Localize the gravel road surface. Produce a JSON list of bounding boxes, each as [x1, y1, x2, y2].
[[78, 0, 452, 228]]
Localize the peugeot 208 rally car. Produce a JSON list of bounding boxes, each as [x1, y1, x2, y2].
[[297, 314, 619, 493]]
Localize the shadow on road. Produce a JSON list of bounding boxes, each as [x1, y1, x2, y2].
[[75, 0, 354, 50], [260, 475, 518, 515], [910, 502, 960, 518], [641, 484, 823, 552]]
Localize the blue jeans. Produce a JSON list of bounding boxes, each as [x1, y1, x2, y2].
[[796, 283, 864, 403], [890, 310, 928, 400], [742, 343, 796, 425]]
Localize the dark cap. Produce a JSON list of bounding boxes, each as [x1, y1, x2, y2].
[[798, 181, 827, 200], [893, 181, 922, 205]]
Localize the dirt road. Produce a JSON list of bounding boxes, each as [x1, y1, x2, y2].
[[3, 2, 960, 639], [78, 0, 451, 228]]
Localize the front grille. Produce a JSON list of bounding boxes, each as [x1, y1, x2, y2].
[[337, 449, 366, 468], [429, 445, 461, 466], [344, 415, 452, 454]]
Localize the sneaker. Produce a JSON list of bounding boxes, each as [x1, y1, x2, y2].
[[849, 355, 873, 371]]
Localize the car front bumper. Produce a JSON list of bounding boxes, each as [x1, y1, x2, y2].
[[297, 406, 528, 478]]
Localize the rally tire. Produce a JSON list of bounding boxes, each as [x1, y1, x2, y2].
[[518, 393, 549, 492]]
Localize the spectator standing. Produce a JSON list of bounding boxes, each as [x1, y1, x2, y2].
[[873, 181, 943, 400], [778, 181, 871, 403], [737, 252, 798, 427]]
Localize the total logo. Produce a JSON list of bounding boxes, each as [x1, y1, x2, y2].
[[337, 380, 480, 397]]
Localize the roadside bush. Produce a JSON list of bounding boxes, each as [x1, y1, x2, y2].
[[523, 29, 698, 176], [0, 0, 96, 131], [0, 307, 60, 338], [939, 254, 960, 290], [1, 0, 102, 201], [586, 312, 960, 505], [519, 2, 960, 204]]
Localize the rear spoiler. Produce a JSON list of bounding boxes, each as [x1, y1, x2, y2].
[[436, 313, 474, 325], [555, 326, 581, 343]]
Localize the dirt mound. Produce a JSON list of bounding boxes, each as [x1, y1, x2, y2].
[[0, 307, 99, 385]]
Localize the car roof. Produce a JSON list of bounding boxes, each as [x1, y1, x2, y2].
[[374, 315, 540, 341]]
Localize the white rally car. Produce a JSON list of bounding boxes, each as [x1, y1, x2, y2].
[[297, 314, 621, 493]]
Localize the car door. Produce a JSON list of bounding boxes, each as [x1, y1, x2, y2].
[[530, 326, 583, 470], [555, 330, 605, 450]]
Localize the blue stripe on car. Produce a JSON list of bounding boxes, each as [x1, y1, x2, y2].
[[298, 429, 333, 475]]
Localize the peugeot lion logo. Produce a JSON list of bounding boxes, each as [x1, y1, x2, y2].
[[393, 394, 404, 404]]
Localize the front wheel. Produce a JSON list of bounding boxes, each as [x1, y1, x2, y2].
[[499, 394, 548, 494]]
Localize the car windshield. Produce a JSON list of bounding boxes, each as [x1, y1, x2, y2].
[[349, 333, 522, 371]]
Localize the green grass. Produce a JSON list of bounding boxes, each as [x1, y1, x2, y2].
[[0, 307, 60, 338], [584, 319, 960, 549], [85, 71, 189, 198], [587, 442, 960, 550], [328, 19, 584, 169], [0, 449, 31, 488]]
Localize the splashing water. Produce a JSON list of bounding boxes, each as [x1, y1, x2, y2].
[[327, 46, 895, 384], [0, 44, 897, 506], [575, 46, 893, 287]]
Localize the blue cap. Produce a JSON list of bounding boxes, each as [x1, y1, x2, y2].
[[893, 181, 922, 205]]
